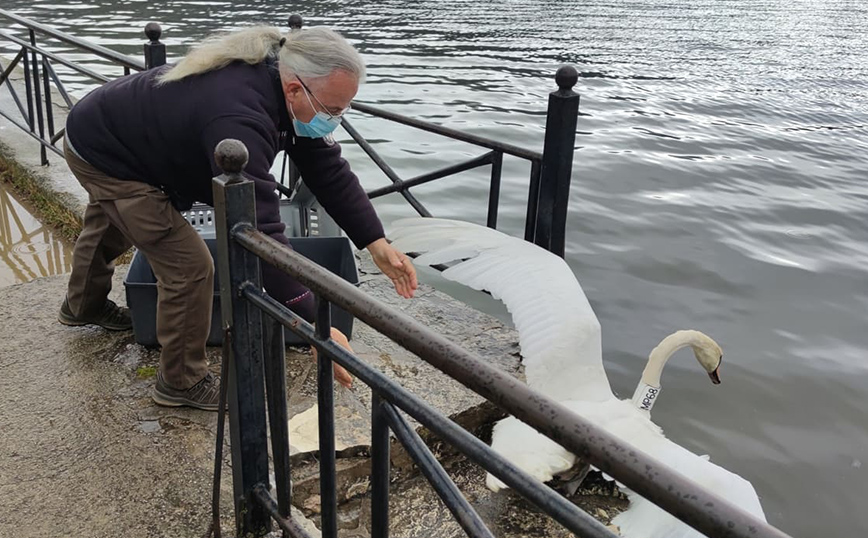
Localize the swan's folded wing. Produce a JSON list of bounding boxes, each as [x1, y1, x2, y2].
[[390, 217, 611, 401]]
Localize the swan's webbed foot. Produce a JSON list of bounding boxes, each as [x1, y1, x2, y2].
[[553, 461, 591, 496]]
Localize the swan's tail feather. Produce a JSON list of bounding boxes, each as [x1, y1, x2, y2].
[[485, 415, 578, 492]]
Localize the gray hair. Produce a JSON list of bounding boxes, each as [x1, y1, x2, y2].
[[156, 26, 365, 85]]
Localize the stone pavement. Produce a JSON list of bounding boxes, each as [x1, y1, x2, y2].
[[0, 253, 627, 537], [0, 253, 523, 538]]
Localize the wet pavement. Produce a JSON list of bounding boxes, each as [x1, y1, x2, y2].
[[0, 61, 82, 289], [0, 271, 234, 537], [0, 256, 624, 537], [0, 252, 612, 538]]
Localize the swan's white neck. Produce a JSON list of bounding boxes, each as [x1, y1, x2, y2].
[[641, 330, 702, 387], [630, 330, 702, 413]]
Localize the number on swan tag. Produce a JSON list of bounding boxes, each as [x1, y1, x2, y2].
[[631, 383, 661, 413]]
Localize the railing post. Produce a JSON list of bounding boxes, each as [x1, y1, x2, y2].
[[28, 29, 47, 165], [315, 297, 338, 538], [263, 316, 291, 521], [143, 22, 166, 69], [371, 393, 390, 538], [41, 56, 56, 145], [212, 139, 271, 537], [533, 65, 580, 257]]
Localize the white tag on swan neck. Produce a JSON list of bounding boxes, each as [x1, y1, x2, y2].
[[631, 383, 662, 413]]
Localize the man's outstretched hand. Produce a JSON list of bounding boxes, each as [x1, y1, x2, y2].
[[367, 238, 418, 299], [310, 327, 354, 388]]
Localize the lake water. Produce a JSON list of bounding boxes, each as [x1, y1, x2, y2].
[[1, 0, 866, 535]]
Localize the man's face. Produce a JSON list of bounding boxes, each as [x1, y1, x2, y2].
[[283, 69, 358, 123]]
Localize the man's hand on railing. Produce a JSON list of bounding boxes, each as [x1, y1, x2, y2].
[[367, 237, 418, 299], [311, 327, 355, 389]]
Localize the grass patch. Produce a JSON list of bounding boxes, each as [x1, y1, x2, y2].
[[136, 365, 157, 379]]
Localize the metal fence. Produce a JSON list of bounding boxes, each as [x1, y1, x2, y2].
[[0, 9, 150, 162], [0, 9, 575, 257]]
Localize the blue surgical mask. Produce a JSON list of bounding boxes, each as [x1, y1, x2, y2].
[[291, 109, 341, 138], [289, 84, 343, 138]]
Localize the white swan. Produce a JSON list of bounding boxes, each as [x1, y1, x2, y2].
[[388, 217, 766, 537], [486, 330, 723, 489]]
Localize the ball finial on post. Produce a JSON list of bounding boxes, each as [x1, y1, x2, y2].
[[288, 14, 304, 30], [143, 22, 166, 69], [555, 65, 579, 92], [144, 22, 162, 43], [536, 64, 581, 257], [215, 139, 249, 182]]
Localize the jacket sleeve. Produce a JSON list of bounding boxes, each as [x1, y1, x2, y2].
[[202, 115, 315, 321], [287, 134, 385, 249]]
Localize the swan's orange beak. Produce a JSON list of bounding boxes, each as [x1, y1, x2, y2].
[[708, 367, 721, 385]]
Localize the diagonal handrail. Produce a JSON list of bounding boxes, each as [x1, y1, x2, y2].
[[365, 151, 496, 199], [0, 48, 25, 86], [0, 106, 64, 157], [0, 53, 31, 122], [381, 400, 495, 538], [351, 101, 543, 161], [0, 8, 144, 71], [43, 59, 74, 107], [0, 30, 112, 83], [341, 116, 433, 217]]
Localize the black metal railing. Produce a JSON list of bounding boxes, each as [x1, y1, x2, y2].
[[211, 138, 792, 538], [0, 10, 575, 257], [342, 86, 578, 257], [0, 8, 161, 165]]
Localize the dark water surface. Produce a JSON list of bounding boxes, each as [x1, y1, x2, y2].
[[1, 1, 867, 535]]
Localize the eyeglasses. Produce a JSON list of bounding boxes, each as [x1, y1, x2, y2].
[[296, 75, 351, 119]]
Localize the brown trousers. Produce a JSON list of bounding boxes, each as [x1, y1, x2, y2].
[[64, 139, 212, 389]]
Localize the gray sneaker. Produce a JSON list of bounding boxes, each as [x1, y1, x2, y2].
[[152, 372, 222, 412], [58, 297, 132, 331]]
